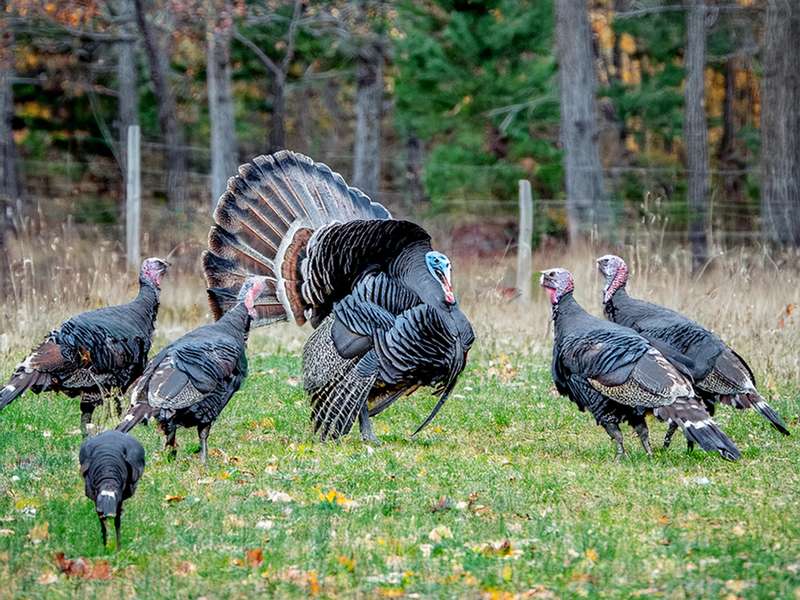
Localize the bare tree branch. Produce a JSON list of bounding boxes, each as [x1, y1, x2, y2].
[[233, 28, 282, 78]]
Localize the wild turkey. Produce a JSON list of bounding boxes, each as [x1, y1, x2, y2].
[[202, 150, 474, 443], [116, 276, 267, 462], [541, 267, 740, 461], [597, 254, 789, 447], [0, 257, 169, 436], [79, 430, 145, 549]]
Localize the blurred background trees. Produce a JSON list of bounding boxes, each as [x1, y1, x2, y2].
[[1, 0, 798, 265]]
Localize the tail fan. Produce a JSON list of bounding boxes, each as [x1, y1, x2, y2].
[[720, 392, 790, 436], [0, 370, 49, 412], [203, 151, 390, 326], [116, 403, 156, 434], [654, 397, 741, 461]]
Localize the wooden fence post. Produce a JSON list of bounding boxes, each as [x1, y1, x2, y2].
[[516, 179, 533, 303], [126, 124, 141, 271]]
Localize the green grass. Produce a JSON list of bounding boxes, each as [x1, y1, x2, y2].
[[1, 349, 799, 599]]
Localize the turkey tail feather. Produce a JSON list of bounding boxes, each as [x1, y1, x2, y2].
[[116, 403, 156, 433], [747, 393, 790, 436], [0, 370, 48, 411], [654, 397, 741, 461], [204, 151, 390, 326]]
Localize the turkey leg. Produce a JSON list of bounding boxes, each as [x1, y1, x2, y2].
[[632, 420, 653, 456], [114, 512, 122, 550], [358, 404, 381, 445], [198, 424, 211, 463], [603, 422, 626, 460], [99, 516, 108, 546], [80, 393, 101, 438], [663, 422, 678, 450]]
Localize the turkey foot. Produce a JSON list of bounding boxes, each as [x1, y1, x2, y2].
[[359, 404, 381, 445]]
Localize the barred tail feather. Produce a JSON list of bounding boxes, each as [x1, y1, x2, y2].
[[0, 370, 49, 411], [655, 397, 741, 461], [203, 151, 390, 325], [747, 393, 790, 436], [116, 403, 156, 434]]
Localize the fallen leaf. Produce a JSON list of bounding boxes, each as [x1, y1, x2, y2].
[[0, 529, 14, 537], [377, 588, 404, 598], [54, 553, 112, 580], [431, 496, 452, 513], [308, 570, 320, 595], [224, 514, 245, 529], [37, 571, 58, 585], [253, 489, 293, 503], [164, 495, 185, 504], [657, 515, 670, 525], [428, 525, 453, 542], [29, 522, 49, 544], [732, 523, 746, 537], [245, 548, 264, 568], [256, 519, 274, 531], [337, 555, 356, 572], [318, 488, 357, 509], [585, 548, 598, 562], [502, 564, 513, 582], [176, 561, 197, 577]]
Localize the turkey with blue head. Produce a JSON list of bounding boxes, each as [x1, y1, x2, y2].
[[202, 151, 474, 443], [597, 254, 789, 448], [0, 257, 170, 436], [117, 276, 268, 462], [542, 267, 740, 461]]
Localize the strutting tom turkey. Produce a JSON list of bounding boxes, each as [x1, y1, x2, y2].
[[0, 258, 169, 436], [202, 151, 474, 443], [116, 277, 268, 462], [541, 268, 740, 461], [597, 254, 789, 447]]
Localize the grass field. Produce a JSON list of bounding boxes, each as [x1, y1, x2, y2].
[[1, 324, 799, 598]]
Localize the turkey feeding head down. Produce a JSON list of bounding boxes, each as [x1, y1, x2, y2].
[[596, 255, 629, 303], [238, 276, 269, 318], [540, 268, 574, 305], [425, 251, 456, 305], [140, 257, 170, 289]]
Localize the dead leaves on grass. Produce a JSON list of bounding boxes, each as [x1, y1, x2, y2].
[[53, 552, 112, 580]]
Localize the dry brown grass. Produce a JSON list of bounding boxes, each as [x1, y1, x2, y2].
[[1, 216, 798, 388]]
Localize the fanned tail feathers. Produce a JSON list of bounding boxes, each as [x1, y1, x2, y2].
[[203, 151, 390, 326], [654, 397, 741, 461]]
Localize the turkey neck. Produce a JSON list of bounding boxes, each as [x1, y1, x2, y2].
[[389, 241, 451, 311], [603, 286, 646, 328], [552, 293, 592, 339], [217, 302, 252, 341], [130, 277, 161, 328]]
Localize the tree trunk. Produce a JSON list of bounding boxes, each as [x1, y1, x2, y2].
[[405, 133, 427, 204], [268, 73, 286, 153], [0, 13, 17, 297], [352, 1, 383, 201], [0, 15, 19, 204], [132, 0, 187, 212], [760, 1, 800, 246], [555, 0, 611, 242], [116, 0, 139, 199], [207, 5, 237, 211], [684, 0, 710, 271]]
